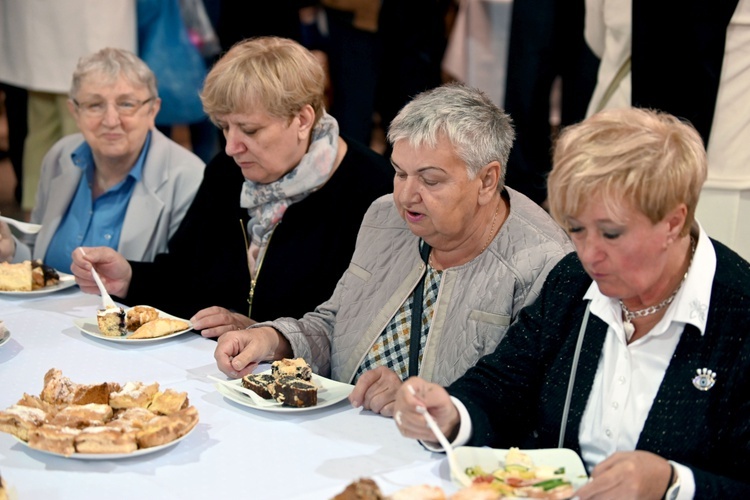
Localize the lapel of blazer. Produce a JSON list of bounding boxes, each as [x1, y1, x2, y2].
[[562, 313, 608, 453], [118, 130, 168, 259], [34, 160, 83, 260]]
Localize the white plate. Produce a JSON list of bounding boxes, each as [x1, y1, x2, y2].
[[73, 306, 193, 343], [0, 272, 76, 296], [453, 447, 589, 490], [12, 424, 194, 460], [216, 370, 353, 413]]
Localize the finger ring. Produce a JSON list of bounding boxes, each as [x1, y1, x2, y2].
[[395, 410, 403, 426]]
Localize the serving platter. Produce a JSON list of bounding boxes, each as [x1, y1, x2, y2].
[[12, 425, 195, 460]]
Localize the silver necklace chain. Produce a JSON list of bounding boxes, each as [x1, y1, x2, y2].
[[619, 286, 681, 322]]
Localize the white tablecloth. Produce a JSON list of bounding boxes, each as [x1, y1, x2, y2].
[[0, 289, 458, 499]]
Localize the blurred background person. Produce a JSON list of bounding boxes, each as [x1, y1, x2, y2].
[[0, 0, 137, 216], [213, 84, 573, 417], [585, 0, 750, 260], [394, 107, 750, 499], [502, 0, 598, 206], [71, 37, 393, 332], [137, 0, 221, 164], [1, 48, 205, 272]]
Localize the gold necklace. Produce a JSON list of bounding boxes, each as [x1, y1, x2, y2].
[[481, 200, 502, 253], [429, 199, 502, 270]]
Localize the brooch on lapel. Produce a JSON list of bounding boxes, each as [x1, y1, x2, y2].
[[692, 368, 716, 391]]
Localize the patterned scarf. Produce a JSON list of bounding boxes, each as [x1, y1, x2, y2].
[[239, 112, 339, 250]]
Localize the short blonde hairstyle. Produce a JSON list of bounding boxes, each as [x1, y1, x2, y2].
[[201, 37, 326, 124], [548, 108, 707, 237]]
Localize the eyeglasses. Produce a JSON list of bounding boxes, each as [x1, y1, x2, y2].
[[72, 97, 154, 117]]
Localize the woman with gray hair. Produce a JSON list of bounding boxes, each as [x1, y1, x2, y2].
[[1, 47, 205, 272], [214, 82, 573, 417]]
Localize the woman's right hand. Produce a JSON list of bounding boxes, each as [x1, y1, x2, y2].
[[214, 327, 291, 378], [393, 377, 460, 444], [70, 246, 132, 297], [0, 221, 15, 262]]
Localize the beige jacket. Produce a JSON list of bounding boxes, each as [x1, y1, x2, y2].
[[265, 189, 574, 385]]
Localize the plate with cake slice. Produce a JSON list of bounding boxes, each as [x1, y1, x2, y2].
[[215, 358, 354, 413], [0, 260, 76, 296], [73, 305, 193, 343]]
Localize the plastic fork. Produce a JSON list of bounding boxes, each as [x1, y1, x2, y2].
[[78, 247, 117, 309], [0, 214, 42, 234], [407, 386, 473, 486]]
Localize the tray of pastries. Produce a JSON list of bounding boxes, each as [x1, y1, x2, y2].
[[0, 369, 199, 459]]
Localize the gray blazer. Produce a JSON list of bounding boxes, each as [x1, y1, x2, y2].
[[14, 129, 204, 264], [264, 189, 574, 385]]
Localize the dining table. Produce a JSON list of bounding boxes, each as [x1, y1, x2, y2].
[[0, 287, 459, 499]]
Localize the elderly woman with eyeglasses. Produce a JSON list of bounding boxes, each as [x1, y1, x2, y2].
[[0, 48, 205, 272]]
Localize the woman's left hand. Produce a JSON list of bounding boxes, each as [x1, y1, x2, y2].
[[191, 306, 255, 338], [349, 366, 403, 417], [575, 451, 673, 499]]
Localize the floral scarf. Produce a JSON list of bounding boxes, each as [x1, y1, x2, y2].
[[240, 112, 339, 274]]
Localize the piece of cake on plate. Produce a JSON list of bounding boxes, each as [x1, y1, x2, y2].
[[75, 425, 138, 454], [241, 373, 276, 399], [270, 376, 318, 408], [0, 405, 47, 441], [109, 381, 160, 410], [97, 305, 126, 336], [28, 425, 81, 456], [0, 261, 32, 291], [271, 357, 312, 381], [125, 306, 159, 331], [40, 368, 113, 405]]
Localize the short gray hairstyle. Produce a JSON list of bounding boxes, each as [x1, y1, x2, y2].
[[387, 83, 515, 183], [69, 47, 158, 100]]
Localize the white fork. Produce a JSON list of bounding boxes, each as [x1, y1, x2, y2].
[[78, 247, 117, 309], [0, 214, 42, 234], [408, 386, 473, 487]]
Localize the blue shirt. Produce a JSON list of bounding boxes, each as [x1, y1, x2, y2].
[[45, 132, 152, 273]]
